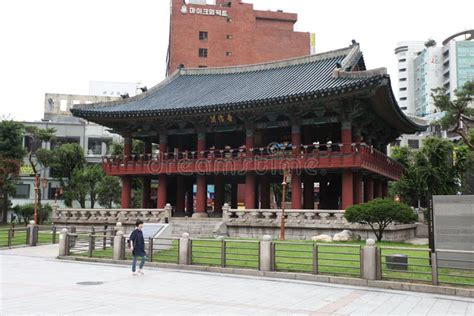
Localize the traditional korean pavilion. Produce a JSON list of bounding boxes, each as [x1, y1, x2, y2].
[[72, 44, 425, 217]]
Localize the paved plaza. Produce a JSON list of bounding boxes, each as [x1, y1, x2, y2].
[[1, 245, 473, 315]]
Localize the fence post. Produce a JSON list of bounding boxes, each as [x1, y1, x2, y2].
[[431, 252, 439, 285], [90, 226, 95, 252], [52, 226, 57, 244], [179, 233, 190, 265], [7, 228, 12, 248], [113, 231, 125, 260], [88, 234, 94, 257], [221, 238, 226, 268], [259, 235, 273, 272], [148, 237, 154, 262], [312, 243, 318, 274], [103, 225, 107, 250], [362, 239, 378, 280], [58, 228, 69, 256], [27, 220, 38, 246]]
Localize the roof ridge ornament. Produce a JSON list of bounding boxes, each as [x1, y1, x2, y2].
[[332, 67, 387, 79]]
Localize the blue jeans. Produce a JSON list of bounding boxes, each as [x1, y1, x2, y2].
[[132, 255, 146, 272]]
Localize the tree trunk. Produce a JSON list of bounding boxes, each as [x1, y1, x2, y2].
[[1, 194, 8, 224]]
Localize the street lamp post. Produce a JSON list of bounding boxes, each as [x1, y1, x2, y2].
[[33, 174, 39, 224], [280, 169, 291, 241]]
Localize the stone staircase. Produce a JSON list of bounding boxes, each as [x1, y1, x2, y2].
[[170, 218, 225, 238]]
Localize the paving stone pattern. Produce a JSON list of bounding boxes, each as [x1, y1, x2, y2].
[[1, 245, 473, 315]]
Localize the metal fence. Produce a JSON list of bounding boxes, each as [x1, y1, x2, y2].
[[379, 247, 432, 284], [273, 242, 361, 277], [190, 238, 222, 266], [435, 249, 474, 287], [147, 237, 180, 264], [67, 227, 115, 257], [0, 226, 29, 248]]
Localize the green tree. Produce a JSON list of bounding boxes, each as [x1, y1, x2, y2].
[[37, 143, 85, 184], [391, 137, 473, 206], [345, 199, 417, 241], [424, 38, 437, 48], [432, 81, 474, 150], [0, 120, 25, 223], [97, 176, 121, 208], [13, 203, 51, 225], [63, 165, 104, 208]]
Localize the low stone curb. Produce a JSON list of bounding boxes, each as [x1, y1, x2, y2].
[[57, 256, 474, 299]]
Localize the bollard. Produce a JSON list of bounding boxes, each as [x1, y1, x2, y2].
[[27, 220, 38, 246], [58, 228, 69, 256], [113, 231, 125, 260], [52, 226, 57, 244], [164, 203, 172, 221], [259, 235, 273, 272], [179, 233, 190, 265], [362, 239, 379, 280]]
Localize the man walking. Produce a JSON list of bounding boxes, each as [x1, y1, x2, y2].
[[129, 219, 146, 275]]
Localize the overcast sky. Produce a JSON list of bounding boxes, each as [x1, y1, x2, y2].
[[0, 0, 472, 121]]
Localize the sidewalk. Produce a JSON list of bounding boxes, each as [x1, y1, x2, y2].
[[1, 245, 473, 315]]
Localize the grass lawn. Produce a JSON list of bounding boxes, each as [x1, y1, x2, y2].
[[69, 237, 473, 288], [0, 227, 57, 247]]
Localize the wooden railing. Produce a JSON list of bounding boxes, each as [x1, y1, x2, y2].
[[101, 143, 404, 180]]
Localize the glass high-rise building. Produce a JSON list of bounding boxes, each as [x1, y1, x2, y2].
[[396, 30, 474, 118]]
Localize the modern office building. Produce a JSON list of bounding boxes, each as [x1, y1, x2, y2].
[[166, 0, 311, 75], [11, 93, 122, 213], [394, 41, 425, 115], [414, 47, 444, 117], [395, 30, 474, 117]]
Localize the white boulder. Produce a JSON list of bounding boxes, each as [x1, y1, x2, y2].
[[333, 230, 361, 242], [312, 234, 333, 242]]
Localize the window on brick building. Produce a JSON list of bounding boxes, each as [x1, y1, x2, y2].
[[199, 31, 208, 41], [226, 52, 232, 56], [227, 18, 232, 22], [199, 48, 208, 58], [227, 35, 233, 40], [198, 65, 207, 68]]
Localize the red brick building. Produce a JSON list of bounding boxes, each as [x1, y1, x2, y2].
[[167, 0, 311, 75]]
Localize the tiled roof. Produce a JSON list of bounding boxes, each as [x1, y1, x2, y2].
[[72, 45, 369, 115], [71, 44, 425, 133]]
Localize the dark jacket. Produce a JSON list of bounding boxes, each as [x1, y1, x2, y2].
[[129, 229, 146, 257]]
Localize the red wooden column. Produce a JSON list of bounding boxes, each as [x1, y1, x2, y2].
[[124, 137, 132, 161], [341, 122, 354, 209], [303, 176, 314, 209], [291, 123, 302, 209], [245, 127, 256, 209], [121, 137, 132, 208], [364, 176, 374, 202], [157, 134, 168, 208], [141, 141, 152, 208], [353, 173, 363, 205], [341, 121, 352, 154], [260, 175, 270, 209], [342, 171, 354, 209], [194, 131, 208, 217], [382, 180, 389, 198], [121, 176, 131, 208], [374, 179, 383, 199]]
